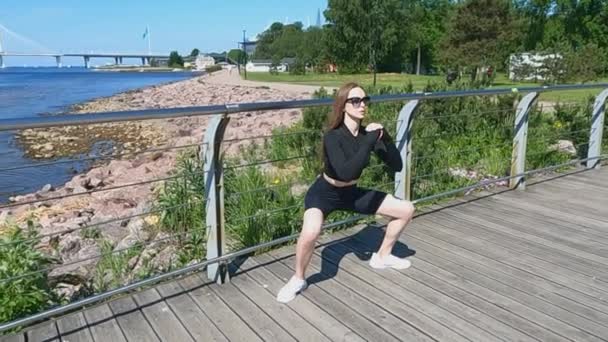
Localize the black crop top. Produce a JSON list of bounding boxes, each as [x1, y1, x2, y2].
[[323, 123, 403, 182]]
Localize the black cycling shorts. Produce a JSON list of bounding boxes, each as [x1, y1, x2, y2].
[[304, 175, 388, 217]]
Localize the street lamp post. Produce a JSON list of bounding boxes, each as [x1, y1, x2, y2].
[[242, 30, 247, 80]]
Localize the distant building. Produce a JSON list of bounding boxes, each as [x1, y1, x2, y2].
[[151, 57, 169, 67], [182, 54, 217, 70], [509, 52, 563, 81], [195, 55, 216, 70], [246, 58, 295, 72]]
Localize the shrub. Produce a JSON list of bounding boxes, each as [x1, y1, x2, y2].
[[0, 223, 57, 325], [205, 65, 222, 73]]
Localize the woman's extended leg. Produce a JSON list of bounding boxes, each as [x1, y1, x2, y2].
[[277, 208, 324, 302], [295, 208, 324, 279]]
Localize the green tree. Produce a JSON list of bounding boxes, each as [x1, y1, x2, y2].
[[439, 0, 520, 80], [550, 0, 608, 49], [269, 55, 281, 75], [515, 0, 608, 51], [299, 26, 327, 72], [404, 0, 453, 75], [272, 22, 305, 58], [190, 48, 200, 57], [228, 49, 247, 65], [254, 22, 286, 59], [514, 0, 553, 51], [324, 0, 402, 84], [567, 43, 606, 83], [168, 51, 184, 68]]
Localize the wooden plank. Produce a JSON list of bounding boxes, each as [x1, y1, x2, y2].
[[529, 173, 608, 189], [480, 190, 608, 230], [422, 209, 608, 292], [204, 275, 297, 342], [499, 193, 608, 224], [82, 304, 127, 342], [441, 204, 608, 272], [460, 193, 608, 245], [331, 229, 562, 342], [383, 224, 608, 327], [263, 238, 485, 341], [268, 251, 442, 342], [495, 191, 608, 227], [533, 173, 608, 192], [533, 172, 608, 192], [411, 218, 608, 305], [468, 191, 608, 235], [517, 186, 608, 217], [256, 253, 401, 342], [107, 295, 160, 342], [56, 312, 93, 342], [155, 280, 228, 342], [236, 257, 366, 342], [405, 228, 608, 341], [131, 288, 194, 342], [534, 180, 608, 201], [26, 321, 59, 342], [312, 231, 534, 342], [229, 265, 331, 342], [177, 274, 263, 342], [0, 333, 25, 342]]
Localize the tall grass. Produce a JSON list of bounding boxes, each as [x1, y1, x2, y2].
[[155, 148, 207, 265], [223, 144, 304, 253], [0, 223, 58, 326], [93, 240, 143, 292]]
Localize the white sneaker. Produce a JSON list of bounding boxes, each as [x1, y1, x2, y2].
[[369, 253, 412, 270], [276, 276, 307, 303]]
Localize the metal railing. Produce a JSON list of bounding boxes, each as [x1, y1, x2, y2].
[[0, 83, 607, 333]]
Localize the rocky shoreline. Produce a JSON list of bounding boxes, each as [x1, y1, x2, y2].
[[1, 70, 311, 301]]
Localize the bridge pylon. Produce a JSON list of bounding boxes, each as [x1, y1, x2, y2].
[[0, 30, 4, 68]]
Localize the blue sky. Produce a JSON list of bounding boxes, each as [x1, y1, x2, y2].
[[0, 0, 327, 66]]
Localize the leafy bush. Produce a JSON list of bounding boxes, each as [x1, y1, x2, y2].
[[289, 59, 306, 75], [168, 51, 184, 68], [0, 223, 58, 325], [205, 65, 222, 73]]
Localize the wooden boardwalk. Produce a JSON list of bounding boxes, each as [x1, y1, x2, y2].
[[3, 168, 608, 342]]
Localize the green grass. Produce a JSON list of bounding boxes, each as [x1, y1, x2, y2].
[[246, 71, 442, 89], [246, 72, 608, 103]]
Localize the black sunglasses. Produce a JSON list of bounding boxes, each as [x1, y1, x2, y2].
[[346, 96, 371, 107]]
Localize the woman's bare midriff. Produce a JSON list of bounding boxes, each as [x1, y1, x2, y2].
[[323, 173, 357, 187]]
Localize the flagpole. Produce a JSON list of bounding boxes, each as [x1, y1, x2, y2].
[[147, 25, 151, 55]]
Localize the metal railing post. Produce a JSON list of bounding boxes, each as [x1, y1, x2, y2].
[[510, 92, 538, 190], [394, 100, 420, 201], [202, 113, 230, 284], [586, 89, 608, 169]]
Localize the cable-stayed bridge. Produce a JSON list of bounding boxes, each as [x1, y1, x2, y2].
[[0, 23, 168, 68]]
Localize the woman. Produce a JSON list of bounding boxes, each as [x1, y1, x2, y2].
[[277, 82, 415, 303]]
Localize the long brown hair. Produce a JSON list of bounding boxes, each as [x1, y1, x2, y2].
[[317, 82, 363, 168], [328, 82, 362, 130]]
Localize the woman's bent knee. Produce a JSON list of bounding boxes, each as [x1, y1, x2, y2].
[[400, 201, 415, 221]]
